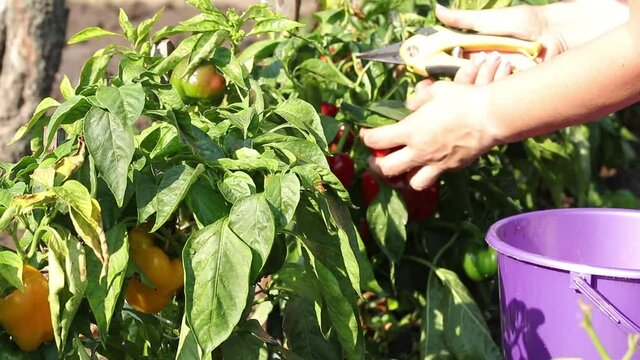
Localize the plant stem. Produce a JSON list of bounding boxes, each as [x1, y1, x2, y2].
[[9, 222, 26, 260], [335, 124, 352, 154], [402, 255, 435, 270], [28, 209, 56, 259], [433, 232, 459, 266], [579, 301, 611, 360], [622, 334, 640, 360]]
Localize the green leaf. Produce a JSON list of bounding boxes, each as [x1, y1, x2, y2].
[[54, 181, 109, 267], [284, 297, 340, 360], [53, 141, 87, 185], [0, 251, 23, 291], [122, 64, 149, 84], [96, 83, 146, 127], [84, 107, 135, 207], [294, 198, 356, 294], [272, 264, 321, 300], [137, 121, 183, 160], [176, 316, 210, 360], [186, 178, 228, 228], [86, 224, 129, 339], [7, 191, 57, 216], [47, 229, 88, 350], [44, 95, 91, 151], [318, 195, 363, 296], [241, 4, 272, 20], [248, 79, 265, 114], [483, 0, 512, 8], [220, 107, 255, 138], [187, 30, 230, 76], [237, 39, 281, 66], [297, 59, 355, 88], [264, 173, 300, 229], [136, 8, 164, 47], [60, 75, 75, 100], [274, 99, 328, 150], [249, 18, 304, 35], [11, 97, 60, 144], [134, 168, 157, 223], [422, 269, 453, 360], [367, 100, 411, 121], [183, 218, 253, 354], [452, 0, 490, 9], [74, 335, 91, 360], [68, 27, 119, 44], [254, 134, 329, 170], [431, 268, 501, 359], [171, 111, 225, 162], [228, 194, 275, 278], [119, 9, 136, 43], [186, 0, 214, 12], [153, 13, 226, 41], [216, 157, 279, 172], [152, 163, 205, 232], [218, 171, 255, 203], [151, 35, 199, 76], [366, 185, 407, 262], [212, 47, 246, 89], [538, 138, 569, 159], [77, 48, 113, 91], [304, 249, 362, 359], [222, 326, 269, 359]]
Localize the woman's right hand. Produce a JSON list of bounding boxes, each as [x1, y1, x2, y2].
[[436, 0, 628, 64]]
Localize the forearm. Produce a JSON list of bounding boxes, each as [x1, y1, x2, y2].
[[544, 0, 628, 49], [483, 22, 640, 144]]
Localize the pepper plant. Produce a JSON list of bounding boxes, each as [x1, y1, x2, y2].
[[0, 2, 377, 358], [0, 0, 638, 359]]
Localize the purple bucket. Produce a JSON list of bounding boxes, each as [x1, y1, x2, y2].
[[486, 208, 640, 359]]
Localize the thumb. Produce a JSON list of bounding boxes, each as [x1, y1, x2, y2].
[[435, 4, 536, 40]]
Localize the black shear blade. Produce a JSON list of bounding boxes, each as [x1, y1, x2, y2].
[[356, 42, 404, 64]]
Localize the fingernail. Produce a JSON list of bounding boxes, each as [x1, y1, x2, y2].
[[473, 52, 487, 65], [436, 3, 446, 10]]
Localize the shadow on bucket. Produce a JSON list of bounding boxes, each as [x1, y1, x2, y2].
[[502, 298, 551, 360]]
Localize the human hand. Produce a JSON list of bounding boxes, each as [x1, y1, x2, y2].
[[361, 52, 511, 190], [436, 0, 628, 66]]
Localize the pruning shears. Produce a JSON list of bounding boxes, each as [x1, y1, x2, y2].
[[356, 25, 543, 78]]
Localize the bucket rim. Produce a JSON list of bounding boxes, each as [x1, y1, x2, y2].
[[486, 208, 640, 279]]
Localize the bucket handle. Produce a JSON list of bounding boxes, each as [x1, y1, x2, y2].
[[570, 272, 640, 336]]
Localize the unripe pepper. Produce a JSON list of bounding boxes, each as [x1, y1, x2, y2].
[[462, 244, 498, 282], [170, 58, 226, 107]]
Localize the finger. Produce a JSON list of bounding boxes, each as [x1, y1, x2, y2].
[[360, 123, 411, 151], [494, 59, 513, 80], [466, 52, 537, 72], [406, 85, 434, 111], [369, 147, 416, 178], [475, 52, 502, 85], [415, 79, 434, 94], [407, 165, 441, 191], [435, 3, 535, 39], [454, 52, 486, 84]]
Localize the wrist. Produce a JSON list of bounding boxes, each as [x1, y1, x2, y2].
[[470, 86, 507, 148]]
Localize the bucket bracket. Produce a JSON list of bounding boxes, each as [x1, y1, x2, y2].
[[570, 271, 640, 336]]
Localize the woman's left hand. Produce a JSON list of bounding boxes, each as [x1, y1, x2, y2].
[[360, 52, 511, 190]]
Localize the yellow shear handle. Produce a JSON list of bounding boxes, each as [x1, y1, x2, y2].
[[399, 25, 543, 77]]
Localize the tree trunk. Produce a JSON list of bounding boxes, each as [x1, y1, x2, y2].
[[0, 0, 68, 162]]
